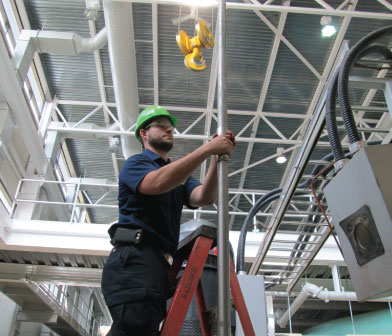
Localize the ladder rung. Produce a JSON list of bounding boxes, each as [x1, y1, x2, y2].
[[277, 230, 325, 236], [302, 174, 333, 180], [264, 275, 297, 280], [268, 247, 312, 253], [264, 280, 290, 284], [272, 240, 319, 245], [266, 255, 309, 261], [280, 222, 328, 227], [258, 269, 300, 274]]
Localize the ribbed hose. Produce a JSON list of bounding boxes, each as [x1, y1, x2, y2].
[[235, 152, 333, 273], [327, 69, 345, 161], [338, 25, 392, 144], [326, 45, 392, 161], [236, 188, 282, 273]]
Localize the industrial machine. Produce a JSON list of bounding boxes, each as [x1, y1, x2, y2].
[[323, 25, 392, 301], [324, 144, 392, 301]]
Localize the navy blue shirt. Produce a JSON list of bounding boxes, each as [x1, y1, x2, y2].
[[114, 149, 201, 253]]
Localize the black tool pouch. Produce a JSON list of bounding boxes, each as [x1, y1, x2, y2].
[[111, 227, 143, 245]]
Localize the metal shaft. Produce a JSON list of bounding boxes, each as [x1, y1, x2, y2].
[[217, 0, 230, 334]]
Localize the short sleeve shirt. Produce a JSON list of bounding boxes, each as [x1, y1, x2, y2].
[[115, 149, 201, 253]]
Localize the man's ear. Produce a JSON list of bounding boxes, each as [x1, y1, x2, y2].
[[139, 129, 148, 143]]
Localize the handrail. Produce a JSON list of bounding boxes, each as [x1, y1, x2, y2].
[[28, 281, 105, 335]]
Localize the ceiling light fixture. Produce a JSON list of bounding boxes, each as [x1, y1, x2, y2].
[[276, 147, 287, 164], [320, 16, 337, 38]]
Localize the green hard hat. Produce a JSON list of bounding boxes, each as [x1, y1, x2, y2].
[[135, 105, 178, 141]]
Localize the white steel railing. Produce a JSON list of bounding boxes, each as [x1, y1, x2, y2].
[[11, 178, 316, 224], [29, 281, 107, 336], [11, 178, 118, 224]]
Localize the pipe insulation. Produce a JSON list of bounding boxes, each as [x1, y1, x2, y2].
[[277, 282, 392, 328], [103, 0, 141, 158]]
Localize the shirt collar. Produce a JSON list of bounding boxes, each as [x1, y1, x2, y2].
[[143, 149, 171, 164]]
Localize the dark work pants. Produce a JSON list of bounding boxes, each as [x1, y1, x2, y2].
[[101, 244, 169, 336]]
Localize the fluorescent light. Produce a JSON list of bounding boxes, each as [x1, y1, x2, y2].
[[322, 25, 337, 37]]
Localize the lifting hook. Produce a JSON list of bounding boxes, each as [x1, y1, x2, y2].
[[176, 18, 214, 71]]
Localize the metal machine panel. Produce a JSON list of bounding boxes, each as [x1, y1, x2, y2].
[[323, 144, 392, 301], [235, 275, 268, 336]]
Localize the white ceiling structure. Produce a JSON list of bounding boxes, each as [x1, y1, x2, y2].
[[0, 0, 392, 333]]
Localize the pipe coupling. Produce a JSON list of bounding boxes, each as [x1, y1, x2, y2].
[[218, 154, 230, 162], [349, 140, 366, 155], [334, 158, 349, 173]]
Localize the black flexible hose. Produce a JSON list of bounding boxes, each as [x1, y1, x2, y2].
[[236, 151, 336, 273], [338, 25, 392, 144], [235, 152, 333, 273], [326, 45, 392, 161], [327, 68, 345, 161], [236, 189, 281, 273], [235, 139, 386, 274]]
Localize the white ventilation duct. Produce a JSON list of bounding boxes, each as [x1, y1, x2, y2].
[[277, 282, 392, 328], [14, 28, 107, 81], [13, 0, 140, 158], [103, 0, 141, 158]]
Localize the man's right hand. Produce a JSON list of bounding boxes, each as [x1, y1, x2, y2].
[[205, 131, 236, 157]]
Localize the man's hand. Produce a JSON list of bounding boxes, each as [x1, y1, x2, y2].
[[206, 131, 236, 157]]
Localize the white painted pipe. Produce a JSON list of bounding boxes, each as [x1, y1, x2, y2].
[[277, 282, 392, 328], [103, 0, 141, 158], [73, 27, 108, 53]]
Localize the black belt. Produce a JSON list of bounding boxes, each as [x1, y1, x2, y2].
[[111, 227, 173, 265]]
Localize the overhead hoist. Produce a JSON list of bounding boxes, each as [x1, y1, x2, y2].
[[176, 18, 214, 71]]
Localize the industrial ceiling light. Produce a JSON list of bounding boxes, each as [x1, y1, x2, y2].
[[320, 16, 337, 38], [276, 147, 287, 164]]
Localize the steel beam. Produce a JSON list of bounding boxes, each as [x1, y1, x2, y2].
[[114, 0, 392, 20]]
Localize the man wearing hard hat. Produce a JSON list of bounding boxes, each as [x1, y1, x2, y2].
[[101, 105, 236, 335]]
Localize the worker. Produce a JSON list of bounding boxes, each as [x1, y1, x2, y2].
[[101, 105, 236, 336]]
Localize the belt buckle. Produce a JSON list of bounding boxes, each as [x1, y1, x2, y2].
[[164, 252, 173, 266]]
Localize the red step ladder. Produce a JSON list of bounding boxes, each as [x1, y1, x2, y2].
[[161, 231, 255, 336]]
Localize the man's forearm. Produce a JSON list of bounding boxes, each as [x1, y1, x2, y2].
[[138, 145, 211, 195], [138, 133, 235, 195], [190, 156, 218, 206]]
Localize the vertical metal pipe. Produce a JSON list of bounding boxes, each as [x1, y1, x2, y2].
[[331, 264, 342, 292], [217, 0, 230, 335]]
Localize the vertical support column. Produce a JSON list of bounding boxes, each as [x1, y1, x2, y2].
[[216, 0, 230, 335]]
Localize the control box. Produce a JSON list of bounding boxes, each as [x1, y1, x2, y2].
[[323, 144, 392, 301]]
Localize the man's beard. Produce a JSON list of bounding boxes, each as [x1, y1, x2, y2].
[[148, 134, 173, 152]]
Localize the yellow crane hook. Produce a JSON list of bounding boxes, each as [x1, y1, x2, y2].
[[176, 18, 214, 71]]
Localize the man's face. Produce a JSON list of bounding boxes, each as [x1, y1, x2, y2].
[[144, 116, 174, 152]]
